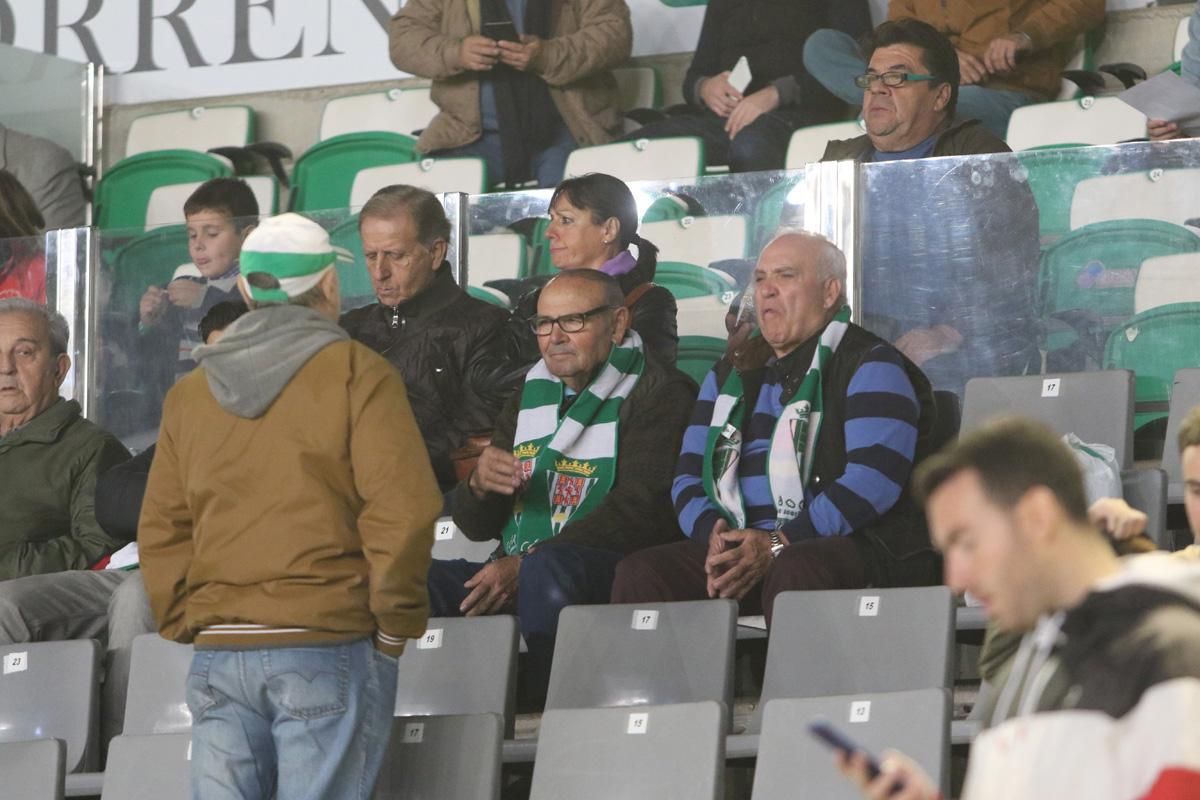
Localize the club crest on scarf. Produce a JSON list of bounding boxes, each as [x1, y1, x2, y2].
[[549, 459, 599, 535]]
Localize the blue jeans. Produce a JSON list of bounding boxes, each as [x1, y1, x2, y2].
[[186, 639, 398, 800], [429, 121, 577, 188], [802, 28, 1035, 139]]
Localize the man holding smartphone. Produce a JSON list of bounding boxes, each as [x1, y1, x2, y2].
[[389, 0, 632, 188]]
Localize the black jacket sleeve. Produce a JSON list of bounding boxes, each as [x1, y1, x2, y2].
[[630, 286, 679, 366], [682, 0, 729, 107], [94, 444, 156, 542]]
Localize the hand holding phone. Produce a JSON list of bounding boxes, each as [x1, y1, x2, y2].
[[809, 720, 884, 781], [482, 19, 520, 43]]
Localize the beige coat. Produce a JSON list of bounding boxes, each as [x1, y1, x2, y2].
[[389, 0, 632, 153]]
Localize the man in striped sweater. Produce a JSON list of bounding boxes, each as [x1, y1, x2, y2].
[[611, 231, 940, 621]]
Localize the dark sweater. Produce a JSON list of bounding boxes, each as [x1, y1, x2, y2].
[[95, 444, 155, 542], [451, 354, 696, 555]]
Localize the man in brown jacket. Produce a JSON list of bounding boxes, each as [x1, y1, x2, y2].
[[802, 0, 1105, 138], [139, 213, 441, 799], [389, 0, 631, 187]]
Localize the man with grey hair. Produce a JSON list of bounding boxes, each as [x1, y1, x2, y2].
[[612, 232, 941, 621], [340, 184, 519, 492]]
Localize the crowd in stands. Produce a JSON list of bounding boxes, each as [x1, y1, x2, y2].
[[2, 2, 1200, 798]]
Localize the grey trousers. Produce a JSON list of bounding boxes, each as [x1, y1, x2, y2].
[[0, 569, 157, 743]]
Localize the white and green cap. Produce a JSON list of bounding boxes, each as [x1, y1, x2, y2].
[[238, 213, 350, 304]]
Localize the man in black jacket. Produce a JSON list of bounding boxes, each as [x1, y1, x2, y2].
[[624, 0, 871, 173], [339, 185, 520, 491]]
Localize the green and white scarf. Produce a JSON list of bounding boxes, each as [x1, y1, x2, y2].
[[702, 306, 851, 528], [501, 331, 645, 554]]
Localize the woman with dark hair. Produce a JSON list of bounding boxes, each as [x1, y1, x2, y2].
[[0, 169, 47, 302], [513, 172, 679, 365]]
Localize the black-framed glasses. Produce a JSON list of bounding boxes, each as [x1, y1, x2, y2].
[[854, 71, 936, 89], [529, 304, 614, 336]]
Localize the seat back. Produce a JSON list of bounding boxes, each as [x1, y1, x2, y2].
[[1005, 97, 1146, 151], [1105, 306, 1200, 424], [432, 518, 501, 562], [676, 335, 727, 385], [1121, 467, 1169, 550], [750, 689, 950, 800], [126, 106, 253, 157], [1017, 145, 1112, 244], [1070, 168, 1200, 231], [961, 370, 1135, 468], [394, 616, 518, 726], [613, 66, 661, 110], [95, 151, 232, 230], [110, 225, 192, 315], [100, 734, 191, 800], [290, 132, 419, 212], [144, 176, 279, 229], [375, 713, 502, 800], [319, 88, 439, 141], [467, 231, 527, 287], [751, 176, 804, 250], [0, 738, 64, 800], [1134, 253, 1200, 314], [1160, 368, 1200, 501], [676, 294, 733, 339], [754, 587, 953, 733], [348, 158, 487, 207], [654, 261, 736, 301], [545, 600, 736, 715], [530, 702, 725, 800], [327, 217, 378, 308], [563, 137, 705, 184], [0, 640, 100, 773], [122, 634, 195, 735], [640, 215, 749, 267], [785, 120, 865, 169]]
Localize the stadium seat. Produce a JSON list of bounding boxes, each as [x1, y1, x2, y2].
[[1005, 96, 1147, 151], [1017, 145, 1112, 244], [394, 615, 518, 728], [751, 176, 805, 250], [143, 176, 280, 229], [0, 640, 101, 773], [751, 588, 953, 733], [545, 600, 737, 716], [95, 150, 233, 230], [327, 217, 378, 307], [785, 119, 866, 170], [375, 713, 502, 800], [109, 225, 192, 315], [467, 231, 528, 286], [1106, 304, 1200, 432], [961, 371, 1135, 468], [676, 335, 727, 384], [125, 106, 254, 158], [1160, 369, 1200, 505], [654, 261, 737, 301], [468, 285, 512, 308], [431, 517, 501, 562], [289, 132, 419, 212], [0, 738, 64, 800], [1069, 167, 1200, 231], [319, 88, 439, 141], [530, 702, 725, 800], [613, 66, 662, 112], [563, 137, 705, 184], [348, 157, 488, 207], [641, 214, 749, 267], [1134, 253, 1200, 313], [1120, 467, 1169, 549], [676, 295, 732, 339], [100, 734, 191, 800], [122, 635, 195, 736], [750, 689, 950, 800]]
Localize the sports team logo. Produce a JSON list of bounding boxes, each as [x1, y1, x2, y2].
[[548, 470, 597, 535]]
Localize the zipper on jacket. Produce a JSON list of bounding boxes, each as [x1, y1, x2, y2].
[[390, 305, 402, 330]]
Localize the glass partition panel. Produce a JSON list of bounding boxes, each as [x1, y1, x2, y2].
[[0, 43, 90, 161], [858, 140, 1200, 437]]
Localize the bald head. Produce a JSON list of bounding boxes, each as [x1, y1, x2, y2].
[[534, 270, 630, 391], [753, 231, 847, 358]]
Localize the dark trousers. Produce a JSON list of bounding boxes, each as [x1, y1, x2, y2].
[[623, 106, 814, 173], [610, 536, 870, 626], [427, 540, 624, 695]]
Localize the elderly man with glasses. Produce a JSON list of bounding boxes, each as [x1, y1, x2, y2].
[[430, 268, 696, 696]]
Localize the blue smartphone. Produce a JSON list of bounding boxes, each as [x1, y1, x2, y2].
[[808, 719, 883, 780]]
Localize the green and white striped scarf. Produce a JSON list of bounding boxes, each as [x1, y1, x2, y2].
[[501, 331, 645, 554], [702, 306, 851, 528]]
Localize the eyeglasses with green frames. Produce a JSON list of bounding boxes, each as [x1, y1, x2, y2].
[[854, 71, 937, 89]]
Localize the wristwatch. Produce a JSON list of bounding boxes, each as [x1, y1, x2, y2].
[[768, 530, 786, 559]]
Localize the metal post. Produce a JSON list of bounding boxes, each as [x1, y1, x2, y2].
[[802, 159, 860, 321], [439, 192, 470, 286], [44, 227, 96, 418]]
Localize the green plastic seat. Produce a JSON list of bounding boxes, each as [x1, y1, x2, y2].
[[677, 335, 726, 384], [95, 150, 232, 230], [290, 132, 419, 213], [328, 218, 376, 306], [468, 285, 512, 308], [1016, 145, 1111, 246], [109, 225, 192, 315], [752, 177, 804, 252], [655, 261, 736, 301], [1104, 302, 1200, 429]]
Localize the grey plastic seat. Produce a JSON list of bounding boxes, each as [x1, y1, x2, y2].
[[960, 370, 1135, 468], [100, 733, 191, 800], [530, 701, 725, 800], [0, 640, 100, 773], [431, 517, 500, 563], [122, 634, 195, 735], [395, 616, 518, 729], [374, 713, 502, 800], [1121, 467, 1169, 549], [750, 689, 950, 800], [1160, 368, 1200, 504], [545, 600, 736, 716], [0, 738, 65, 799], [752, 587, 953, 732]]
